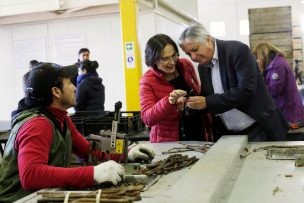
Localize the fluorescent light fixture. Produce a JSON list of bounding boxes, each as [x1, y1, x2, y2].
[[210, 21, 226, 37]]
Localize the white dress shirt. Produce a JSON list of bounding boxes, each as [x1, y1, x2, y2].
[[210, 41, 256, 131]]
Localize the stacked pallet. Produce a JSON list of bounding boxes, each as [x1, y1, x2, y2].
[[249, 6, 293, 65]]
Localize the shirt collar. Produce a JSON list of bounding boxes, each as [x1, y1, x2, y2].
[[204, 40, 218, 68], [47, 106, 68, 124], [212, 40, 218, 65]]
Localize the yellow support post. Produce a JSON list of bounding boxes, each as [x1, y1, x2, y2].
[[119, 0, 142, 111]]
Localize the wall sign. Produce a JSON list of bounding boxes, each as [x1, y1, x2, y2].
[[125, 41, 135, 68]]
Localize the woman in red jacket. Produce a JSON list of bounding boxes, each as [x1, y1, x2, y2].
[[140, 34, 210, 143]]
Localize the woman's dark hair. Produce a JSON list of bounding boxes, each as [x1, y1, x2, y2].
[[144, 34, 179, 67], [29, 60, 39, 69], [78, 60, 99, 75]]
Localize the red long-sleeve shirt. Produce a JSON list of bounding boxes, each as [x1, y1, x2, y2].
[[15, 107, 94, 190]]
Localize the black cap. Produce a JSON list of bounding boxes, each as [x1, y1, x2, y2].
[[26, 63, 77, 101]]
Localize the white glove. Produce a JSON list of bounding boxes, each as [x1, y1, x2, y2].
[[128, 144, 155, 162], [169, 89, 187, 104], [93, 160, 125, 185]]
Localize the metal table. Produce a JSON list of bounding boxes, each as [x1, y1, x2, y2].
[[148, 137, 304, 203], [14, 137, 304, 203], [14, 141, 206, 203]]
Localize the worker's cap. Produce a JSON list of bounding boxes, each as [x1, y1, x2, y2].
[[26, 62, 77, 101]]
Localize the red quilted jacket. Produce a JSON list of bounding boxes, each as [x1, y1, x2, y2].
[[140, 58, 204, 143]]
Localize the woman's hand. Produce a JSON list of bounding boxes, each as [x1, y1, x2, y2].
[[176, 97, 187, 111], [168, 90, 187, 104]]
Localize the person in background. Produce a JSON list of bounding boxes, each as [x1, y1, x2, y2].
[[29, 60, 39, 69], [75, 60, 105, 111], [294, 59, 303, 85], [78, 48, 90, 62], [0, 63, 155, 202], [178, 24, 288, 142], [23, 60, 40, 89], [71, 48, 91, 86], [140, 34, 211, 143], [253, 43, 304, 128], [12, 60, 41, 118]]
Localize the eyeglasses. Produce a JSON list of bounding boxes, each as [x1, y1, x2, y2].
[[159, 53, 180, 64]]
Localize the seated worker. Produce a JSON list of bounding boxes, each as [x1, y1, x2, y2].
[[253, 43, 304, 128], [0, 63, 155, 202], [140, 34, 211, 143], [75, 60, 105, 111]]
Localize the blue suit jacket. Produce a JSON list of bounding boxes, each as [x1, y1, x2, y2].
[[198, 39, 288, 141]]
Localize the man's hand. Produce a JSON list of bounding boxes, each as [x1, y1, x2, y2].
[[168, 90, 187, 104], [93, 160, 125, 185], [186, 96, 207, 110], [128, 144, 155, 163]]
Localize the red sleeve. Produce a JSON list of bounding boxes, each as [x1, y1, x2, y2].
[[140, 81, 177, 126], [15, 117, 94, 191]]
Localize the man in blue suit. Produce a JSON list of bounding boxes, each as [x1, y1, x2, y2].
[[178, 24, 288, 142]]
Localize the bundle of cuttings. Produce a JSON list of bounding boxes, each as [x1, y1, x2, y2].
[[37, 183, 144, 203], [161, 143, 213, 154], [138, 154, 198, 175]]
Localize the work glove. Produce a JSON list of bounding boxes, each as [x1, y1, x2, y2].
[[93, 160, 125, 185], [169, 89, 187, 104], [128, 144, 155, 163]]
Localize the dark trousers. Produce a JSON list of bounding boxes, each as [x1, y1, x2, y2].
[[180, 110, 206, 141], [212, 116, 267, 142]]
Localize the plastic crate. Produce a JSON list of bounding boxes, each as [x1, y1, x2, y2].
[[70, 116, 86, 135], [85, 111, 144, 136], [70, 111, 109, 136]]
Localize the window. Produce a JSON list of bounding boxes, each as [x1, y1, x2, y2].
[[210, 21, 226, 37], [301, 15, 304, 31], [240, 19, 249, 35]]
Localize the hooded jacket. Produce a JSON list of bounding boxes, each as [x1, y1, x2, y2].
[[75, 74, 105, 111], [264, 55, 304, 123]]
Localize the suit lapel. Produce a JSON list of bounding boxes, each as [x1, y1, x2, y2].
[[198, 64, 214, 96], [216, 39, 228, 90]]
